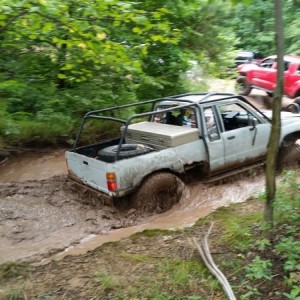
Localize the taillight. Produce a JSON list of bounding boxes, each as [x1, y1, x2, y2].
[[66, 159, 70, 173], [106, 172, 117, 192]]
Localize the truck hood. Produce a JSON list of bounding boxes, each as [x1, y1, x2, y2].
[[237, 62, 259, 72], [262, 110, 300, 124]]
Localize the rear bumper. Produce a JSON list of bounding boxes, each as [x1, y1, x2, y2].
[[68, 173, 114, 205]]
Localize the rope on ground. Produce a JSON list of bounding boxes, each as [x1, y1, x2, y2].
[[191, 222, 237, 300]]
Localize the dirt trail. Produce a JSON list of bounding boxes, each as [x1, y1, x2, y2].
[[0, 83, 279, 264]]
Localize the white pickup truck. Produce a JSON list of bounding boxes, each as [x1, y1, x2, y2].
[[65, 92, 300, 212]]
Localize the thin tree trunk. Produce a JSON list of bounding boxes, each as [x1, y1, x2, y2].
[[264, 0, 284, 230]]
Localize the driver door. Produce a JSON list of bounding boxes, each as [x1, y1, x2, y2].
[[217, 103, 271, 168]]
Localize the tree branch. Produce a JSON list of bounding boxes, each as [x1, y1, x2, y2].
[[0, 9, 28, 34]]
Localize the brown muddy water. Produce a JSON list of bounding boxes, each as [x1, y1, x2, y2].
[[0, 148, 265, 265]]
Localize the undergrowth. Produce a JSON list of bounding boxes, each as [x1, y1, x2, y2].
[[239, 170, 300, 299]]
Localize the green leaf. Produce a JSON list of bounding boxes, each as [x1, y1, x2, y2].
[[132, 27, 143, 34], [151, 35, 164, 42]]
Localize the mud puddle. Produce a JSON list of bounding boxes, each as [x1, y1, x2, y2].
[[0, 164, 265, 264], [50, 173, 265, 264], [0, 148, 67, 182]]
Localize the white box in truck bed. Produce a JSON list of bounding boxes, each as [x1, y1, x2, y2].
[[123, 121, 200, 149]]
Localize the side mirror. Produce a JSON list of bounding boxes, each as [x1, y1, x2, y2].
[[249, 115, 256, 129]]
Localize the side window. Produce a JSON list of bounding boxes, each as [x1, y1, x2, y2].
[[153, 107, 182, 125], [259, 58, 274, 68], [218, 103, 261, 131], [153, 107, 197, 128], [204, 107, 220, 141], [284, 61, 290, 71], [182, 108, 197, 128]]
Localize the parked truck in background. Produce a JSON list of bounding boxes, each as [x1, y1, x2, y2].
[[236, 55, 300, 113], [65, 92, 300, 213]]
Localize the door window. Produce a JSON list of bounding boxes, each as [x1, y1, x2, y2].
[[218, 103, 260, 131], [203, 107, 220, 141], [259, 58, 274, 68], [153, 106, 197, 128]]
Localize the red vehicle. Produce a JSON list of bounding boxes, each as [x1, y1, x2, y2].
[[236, 55, 300, 112]]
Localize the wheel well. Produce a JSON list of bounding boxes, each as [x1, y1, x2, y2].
[[137, 169, 180, 187], [281, 132, 300, 147]]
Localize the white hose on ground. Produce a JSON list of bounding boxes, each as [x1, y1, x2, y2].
[[192, 222, 237, 300]]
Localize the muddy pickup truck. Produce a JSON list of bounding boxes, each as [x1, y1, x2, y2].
[[66, 92, 300, 212], [236, 55, 300, 113]]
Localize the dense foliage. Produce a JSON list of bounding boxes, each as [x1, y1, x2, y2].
[[0, 0, 233, 147], [227, 0, 300, 56], [0, 0, 299, 148]]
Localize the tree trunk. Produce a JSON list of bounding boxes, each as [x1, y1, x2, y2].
[[264, 0, 284, 231]]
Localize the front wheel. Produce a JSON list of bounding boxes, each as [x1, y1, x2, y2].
[[285, 103, 300, 114], [131, 172, 185, 214], [277, 142, 300, 170], [235, 76, 252, 96]]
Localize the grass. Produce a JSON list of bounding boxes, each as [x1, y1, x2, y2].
[[0, 261, 33, 280], [91, 257, 219, 299]]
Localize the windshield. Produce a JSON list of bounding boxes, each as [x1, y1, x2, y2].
[[237, 51, 254, 59]]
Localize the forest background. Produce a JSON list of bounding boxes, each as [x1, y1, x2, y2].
[[0, 0, 299, 148]]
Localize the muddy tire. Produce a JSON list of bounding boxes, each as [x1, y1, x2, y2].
[[131, 172, 185, 214], [278, 143, 300, 170], [235, 76, 252, 96], [285, 103, 300, 114], [98, 144, 153, 162]]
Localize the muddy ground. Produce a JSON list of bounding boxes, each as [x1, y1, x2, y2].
[[0, 158, 265, 264], [0, 85, 295, 265]]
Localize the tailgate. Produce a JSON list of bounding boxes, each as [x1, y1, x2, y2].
[[65, 151, 112, 195]]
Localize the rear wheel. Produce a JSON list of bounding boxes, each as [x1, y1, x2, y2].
[[235, 76, 252, 95], [131, 172, 185, 214], [278, 142, 300, 170]]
